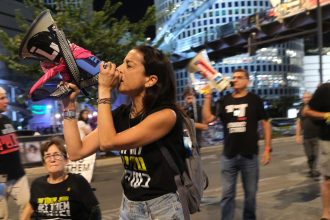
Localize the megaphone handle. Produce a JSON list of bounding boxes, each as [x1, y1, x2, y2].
[[49, 84, 90, 100], [51, 28, 81, 84], [49, 84, 72, 98]]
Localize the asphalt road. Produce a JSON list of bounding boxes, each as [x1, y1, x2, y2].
[[8, 137, 323, 219]]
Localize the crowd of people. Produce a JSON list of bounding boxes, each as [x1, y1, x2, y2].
[[0, 87, 30, 220], [1, 45, 330, 219], [302, 83, 330, 220]]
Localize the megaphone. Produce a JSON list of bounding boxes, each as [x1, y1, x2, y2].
[[187, 50, 231, 93], [19, 10, 100, 101]]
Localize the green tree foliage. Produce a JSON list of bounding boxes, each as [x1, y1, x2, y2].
[[0, 0, 155, 79]]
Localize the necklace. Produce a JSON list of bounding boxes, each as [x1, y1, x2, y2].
[[128, 106, 145, 129], [130, 104, 144, 119]]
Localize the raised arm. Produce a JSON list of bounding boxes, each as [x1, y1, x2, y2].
[[202, 93, 216, 124], [62, 84, 100, 161], [97, 62, 177, 150], [98, 103, 177, 150]]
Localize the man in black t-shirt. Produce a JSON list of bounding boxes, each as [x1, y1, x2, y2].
[[295, 91, 320, 178], [303, 82, 330, 220], [0, 87, 30, 219], [182, 87, 208, 147], [202, 69, 272, 220]]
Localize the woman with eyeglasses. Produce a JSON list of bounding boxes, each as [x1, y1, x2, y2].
[[21, 137, 101, 220], [61, 45, 186, 219]]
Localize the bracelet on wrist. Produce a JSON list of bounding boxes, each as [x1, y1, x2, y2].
[[97, 98, 111, 105], [63, 110, 76, 119]]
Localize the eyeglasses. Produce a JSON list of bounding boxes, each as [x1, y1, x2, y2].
[[43, 153, 64, 162]]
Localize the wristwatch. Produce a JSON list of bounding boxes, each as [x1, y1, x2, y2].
[[63, 110, 76, 119]]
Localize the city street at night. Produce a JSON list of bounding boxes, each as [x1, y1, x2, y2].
[[7, 137, 323, 220], [2, 1, 330, 219]]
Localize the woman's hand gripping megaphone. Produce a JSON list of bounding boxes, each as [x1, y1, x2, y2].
[[61, 82, 80, 111]]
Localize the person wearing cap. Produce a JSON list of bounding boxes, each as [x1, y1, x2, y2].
[[0, 87, 30, 219]]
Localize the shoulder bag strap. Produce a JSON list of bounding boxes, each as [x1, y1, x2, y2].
[[159, 146, 191, 220], [159, 146, 180, 174]]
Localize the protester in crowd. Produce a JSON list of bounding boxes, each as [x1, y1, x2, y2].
[[182, 87, 208, 147], [295, 91, 320, 178], [21, 137, 100, 220], [61, 45, 186, 219], [303, 82, 330, 220], [202, 68, 272, 220], [0, 87, 30, 220], [77, 109, 93, 138]]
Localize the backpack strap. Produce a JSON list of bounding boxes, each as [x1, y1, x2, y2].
[[159, 146, 191, 220], [180, 112, 200, 153], [159, 146, 180, 174]]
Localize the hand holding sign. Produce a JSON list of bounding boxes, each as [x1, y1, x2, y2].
[[187, 50, 231, 94]]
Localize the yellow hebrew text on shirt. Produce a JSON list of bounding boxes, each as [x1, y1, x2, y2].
[[121, 155, 147, 171], [37, 196, 69, 204]]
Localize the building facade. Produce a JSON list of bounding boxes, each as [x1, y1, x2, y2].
[[154, 0, 304, 107], [303, 55, 330, 92]]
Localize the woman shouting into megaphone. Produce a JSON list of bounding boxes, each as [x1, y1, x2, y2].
[[61, 45, 188, 219]]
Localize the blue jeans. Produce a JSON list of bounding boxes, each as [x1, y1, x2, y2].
[[119, 193, 184, 220], [220, 154, 259, 220]]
